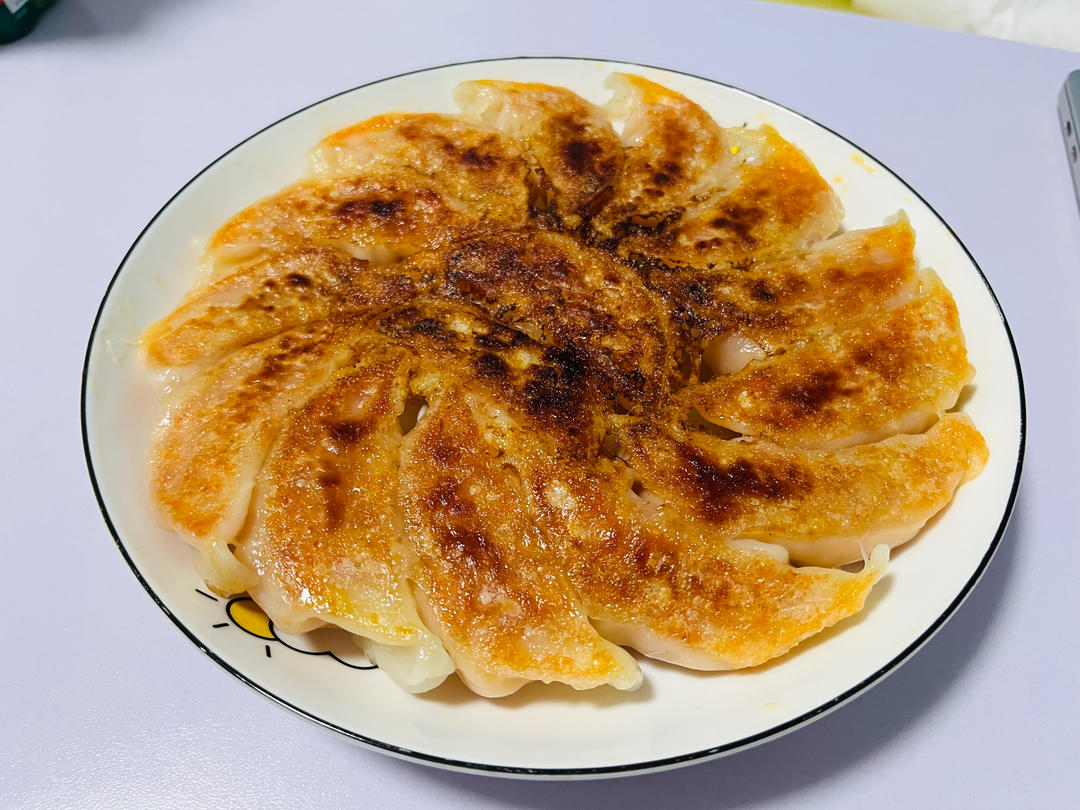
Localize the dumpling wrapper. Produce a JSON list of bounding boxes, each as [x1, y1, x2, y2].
[[238, 349, 453, 693], [142, 244, 419, 368], [478, 415, 888, 670], [148, 318, 372, 593], [593, 73, 843, 267], [310, 112, 530, 229], [653, 221, 920, 377], [616, 413, 988, 567], [685, 271, 974, 449], [455, 79, 623, 228], [418, 229, 677, 411], [399, 388, 642, 697]]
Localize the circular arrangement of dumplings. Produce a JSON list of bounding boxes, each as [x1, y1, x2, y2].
[[144, 75, 987, 697]]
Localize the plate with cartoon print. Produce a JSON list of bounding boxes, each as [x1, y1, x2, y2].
[[82, 57, 1024, 778]]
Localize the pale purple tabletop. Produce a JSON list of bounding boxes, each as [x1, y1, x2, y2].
[[2, 1, 1078, 806]]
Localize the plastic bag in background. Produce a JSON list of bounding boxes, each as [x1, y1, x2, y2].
[[854, 0, 1080, 51]]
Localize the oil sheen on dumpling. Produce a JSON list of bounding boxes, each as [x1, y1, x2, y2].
[[310, 113, 530, 228], [399, 388, 641, 697], [417, 229, 677, 411], [455, 80, 623, 227], [614, 413, 987, 567], [141, 243, 419, 368], [653, 220, 920, 378], [237, 348, 453, 693], [476, 411, 888, 670], [143, 73, 988, 698], [593, 73, 843, 266], [148, 318, 372, 593], [683, 271, 974, 449]]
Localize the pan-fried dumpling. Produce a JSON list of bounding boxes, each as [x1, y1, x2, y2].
[[683, 271, 974, 449], [310, 113, 530, 228], [615, 413, 988, 566], [236, 349, 454, 692], [399, 388, 641, 696], [143, 74, 988, 698], [651, 221, 919, 377], [418, 230, 676, 411], [372, 298, 607, 451], [142, 244, 420, 368], [207, 168, 499, 264], [148, 318, 371, 593], [455, 80, 622, 227], [593, 74, 843, 266], [479, 418, 887, 669]]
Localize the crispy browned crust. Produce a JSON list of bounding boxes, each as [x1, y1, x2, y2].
[[141, 244, 420, 368], [681, 272, 974, 448], [371, 298, 606, 452], [646, 221, 918, 357], [591, 75, 841, 267], [240, 348, 422, 641], [455, 80, 623, 227], [614, 413, 987, 566], [145, 75, 987, 695], [419, 229, 677, 411], [312, 113, 530, 225], [399, 389, 640, 694]]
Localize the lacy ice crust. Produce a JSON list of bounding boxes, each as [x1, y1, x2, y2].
[[143, 75, 987, 697]]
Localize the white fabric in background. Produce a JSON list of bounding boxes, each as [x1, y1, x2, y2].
[[854, 0, 1080, 51]]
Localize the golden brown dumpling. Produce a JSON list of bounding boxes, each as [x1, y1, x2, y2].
[[455, 80, 623, 227], [593, 74, 843, 266], [148, 318, 373, 593], [614, 413, 987, 567], [237, 349, 454, 692], [141, 244, 419, 368], [143, 74, 987, 698], [310, 112, 530, 228], [418, 229, 676, 411], [399, 388, 641, 696], [683, 271, 974, 449]]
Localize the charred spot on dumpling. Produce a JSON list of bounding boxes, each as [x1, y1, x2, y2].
[[563, 138, 602, 174], [619, 249, 695, 281], [694, 201, 767, 251], [325, 418, 376, 447], [551, 114, 620, 199], [459, 146, 502, 170], [336, 197, 404, 221], [369, 306, 444, 349], [777, 368, 853, 415], [253, 348, 303, 382], [285, 273, 313, 288], [750, 280, 775, 303], [436, 524, 508, 577], [473, 327, 531, 351], [369, 198, 404, 218], [521, 346, 593, 421], [316, 464, 347, 529], [421, 478, 474, 516], [413, 316, 442, 335], [473, 351, 510, 379], [651, 161, 683, 189], [675, 444, 809, 523], [613, 209, 685, 239], [542, 345, 588, 385]]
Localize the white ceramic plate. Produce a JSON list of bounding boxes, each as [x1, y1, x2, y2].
[[82, 58, 1024, 778]]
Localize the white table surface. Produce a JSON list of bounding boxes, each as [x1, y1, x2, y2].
[[3, 1, 1078, 806]]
